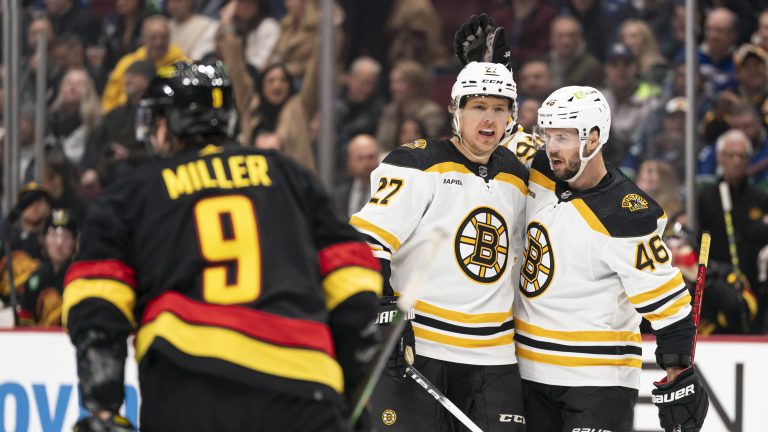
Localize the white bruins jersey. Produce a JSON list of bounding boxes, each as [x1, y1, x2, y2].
[[513, 152, 691, 389], [351, 138, 528, 365]]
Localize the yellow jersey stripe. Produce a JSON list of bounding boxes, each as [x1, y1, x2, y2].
[[514, 319, 641, 342], [349, 215, 402, 251], [323, 267, 383, 311], [62, 278, 137, 328], [399, 297, 513, 324], [628, 272, 685, 305], [425, 162, 472, 174], [644, 293, 692, 321], [516, 346, 642, 368], [494, 172, 528, 196], [530, 169, 555, 191], [415, 326, 514, 348], [136, 312, 344, 393], [571, 199, 610, 235]]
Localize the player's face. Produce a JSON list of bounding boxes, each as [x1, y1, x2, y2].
[[460, 96, 510, 157], [542, 127, 582, 180], [45, 227, 76, 266]]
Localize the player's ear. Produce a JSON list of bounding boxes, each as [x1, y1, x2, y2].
[[585, 128, 601, 154]]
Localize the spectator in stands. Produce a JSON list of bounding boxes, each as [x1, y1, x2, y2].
[[698, 7, 738, 97], [638, 0, 679, 61], [752, 9, 768, 53], [385, 0, 449, 68], [698, 129, 768, 293], [733, 44, 768, 131], [333, 134, 380, 218], [335, 57, 385, 148], [700, 103, 768, 190], [51, 35, 108, 97], [644, 97, 687, 178], [21, 17, 56, 105], [635, 159, 683, 217], [18, 208, 79, 327], [517, 58, 554, 102], [618, 19, 669, 85], [600, 42, 661, 166], [82, 60, 154, 190], [396, 115, 427, 147], [101, 15, 187, 113], [42, 147, 87, 223], [222, 0, 280, 70], [489, 0, 557, 71], [665, 225, 753, 335], [548, 15, 603, 88], [49, 68, 103, 168], [517, 97, 541, 133], [269, 0, 319, 83], [8, 182, 53, 261], [45, 0, 101, 48], [97, 0, 153, 72], [167, 0, 219, 61], [376, 60, 446, 152], [561, 0, 636, 62], [221, 30, 294, 147]]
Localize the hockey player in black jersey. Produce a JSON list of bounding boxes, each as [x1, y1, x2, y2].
[[63, 61, 382, 432], [455, 15, 708, 432]]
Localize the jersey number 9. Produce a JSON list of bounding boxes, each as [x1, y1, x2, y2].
[[194, 195, 262, 304]]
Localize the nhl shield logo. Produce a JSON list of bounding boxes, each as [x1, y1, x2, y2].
[[455, 207, 509, 283]]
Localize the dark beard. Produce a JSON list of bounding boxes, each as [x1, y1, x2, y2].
[[553, 158, 581, 181]]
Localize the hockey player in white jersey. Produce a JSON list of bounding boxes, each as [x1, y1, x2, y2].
[[350, 61, 528, 431], [455, 17, 709, 432]]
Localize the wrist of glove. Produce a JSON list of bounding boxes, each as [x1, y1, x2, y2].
[[652, 366, 709, 432], [377, 296, 415, 380], [453, 13, 512, 69], [73, 413, 136, 432]]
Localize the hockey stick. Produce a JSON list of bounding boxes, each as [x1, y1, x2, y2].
[[691, 231, 711, 363], [404, 360, 484, 432], [718, 182, 751, 333], [347, 229, 447, 427]]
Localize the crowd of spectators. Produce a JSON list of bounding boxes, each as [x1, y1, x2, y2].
[[2, 0, 768, 334]]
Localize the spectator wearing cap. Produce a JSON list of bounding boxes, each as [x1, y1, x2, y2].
[[18, 208, 79, 327], [101, 15, 187, 113], [7, 183, 53, 261], [167, 0, 219, 61], [83, 60, 154, 190], [547, 15, 603, 89], [733, 44, 768, 131], [600, 42, 661, 167]]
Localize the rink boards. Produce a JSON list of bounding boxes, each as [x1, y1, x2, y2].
[[1, 330, 766, 432]]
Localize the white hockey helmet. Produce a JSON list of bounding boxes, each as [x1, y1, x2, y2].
[[451, 62, 518, 144], [536, 86, 611, 182]]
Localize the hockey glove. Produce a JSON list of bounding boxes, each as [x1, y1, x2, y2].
[[377, 296, 415, 381], [453, 13, 511, 69], [652, 367, 709, 432], [73, 413, 135, 432]]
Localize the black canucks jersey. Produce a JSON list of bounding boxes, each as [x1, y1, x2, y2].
[[63, 144, 382, 401]]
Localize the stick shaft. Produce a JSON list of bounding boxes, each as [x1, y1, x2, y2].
[[691, 232, 711, 362], [405, 365, 484, 432]]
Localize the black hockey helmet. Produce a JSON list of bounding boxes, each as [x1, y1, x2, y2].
[[136, 60, 236, 143]]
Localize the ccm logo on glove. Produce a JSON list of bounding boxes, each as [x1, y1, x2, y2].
[[651, 383, 696, 403]]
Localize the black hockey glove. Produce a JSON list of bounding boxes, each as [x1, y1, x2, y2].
[[377, 296, 415, 381], [73, 413, 135, 432], [652, 367, 709, 432], [453, 13, 511, 69]]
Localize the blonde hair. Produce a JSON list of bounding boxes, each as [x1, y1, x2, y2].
[[619, 19, 667, 77], [637, 159, 682, 216], [51, 68, 102, 132]]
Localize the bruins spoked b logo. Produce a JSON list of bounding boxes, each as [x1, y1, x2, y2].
[[455, 207, 508, 283], [519, 221, 555, 297]]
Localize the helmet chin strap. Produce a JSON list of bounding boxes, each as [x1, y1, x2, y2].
[[561, 140, 604, 184]]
